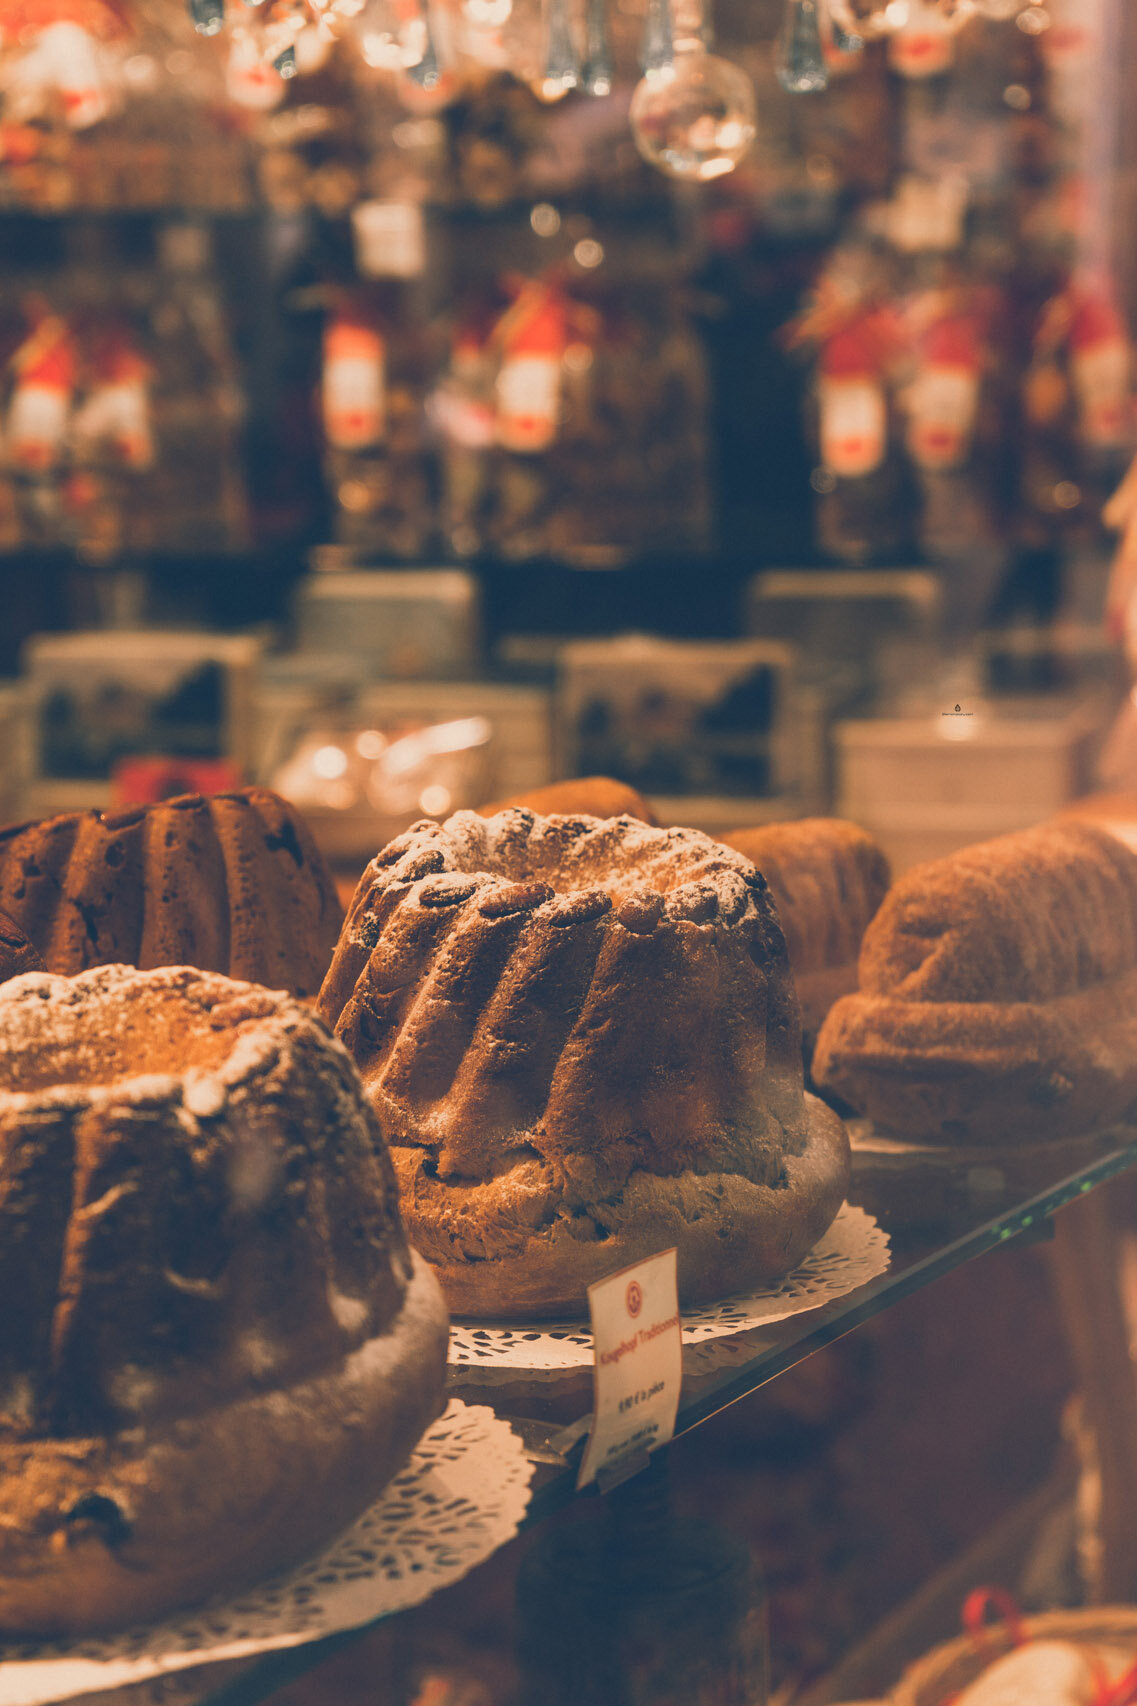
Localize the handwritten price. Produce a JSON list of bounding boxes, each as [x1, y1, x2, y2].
[[618, 1379, 664, 1414]]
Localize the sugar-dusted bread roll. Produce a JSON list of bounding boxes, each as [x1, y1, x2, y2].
[[722, 820, 890, 1057], [479, 777, 658, 825], [813, 820, 1137, 1145]]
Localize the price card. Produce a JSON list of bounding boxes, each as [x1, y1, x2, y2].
[[577, 1247, 683, 1491]]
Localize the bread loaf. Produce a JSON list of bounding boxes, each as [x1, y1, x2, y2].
[[722, 819, 890, 1057], [813, 821, 1137, 1145]]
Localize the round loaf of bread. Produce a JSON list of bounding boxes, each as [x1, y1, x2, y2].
[[319, 810, 850, 1318], [813, 820, 1137, 1144], [0, 965, 448, 1636]]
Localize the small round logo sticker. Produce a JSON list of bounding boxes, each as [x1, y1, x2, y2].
[[626, 1280, 643, 1318]]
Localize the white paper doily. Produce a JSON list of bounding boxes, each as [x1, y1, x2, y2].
[[0, 1400, 533, 1706], [448, 1203, 890, 1379]]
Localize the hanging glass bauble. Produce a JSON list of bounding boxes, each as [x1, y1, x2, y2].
[[629, 49, 756, 181], [404, 7, 441, 85], [828, 6, 864, 55], [639, 0, 674, 74], [580, 0, 613, 94], [189, 0, 225, 36], [776, 0, 828, 92], [539, 0, 579, 99]]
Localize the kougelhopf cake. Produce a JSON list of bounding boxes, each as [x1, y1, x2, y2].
[[319, 810, 850, 1317], [0, 786, 342, 998], [0, 909, 44, 984], [479, 777, 659, 825], [0, 964, 448, 1635], [813, 821, 1137, 1146], [722, 819, 890, 1059]]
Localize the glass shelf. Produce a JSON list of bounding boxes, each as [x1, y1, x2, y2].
[[189, 1129, 1137, 1706]]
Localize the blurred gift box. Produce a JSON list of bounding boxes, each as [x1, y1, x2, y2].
[[557, 634, 802, 813], [19, 630, 261, 819], [294, 567, 481, 681]]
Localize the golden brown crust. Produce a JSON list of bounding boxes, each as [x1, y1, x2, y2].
[[0, 965, 417, 1438], [0, 965, 449, 1635], [0, 909, 44, 984], [813, 821, 1137, 1145], [722, 819, 890, 1049], [394, 1096, 849, 1318], [0, 1254, 448, 1637], [478, 777, 659, 825], [0, 787, 343, 999], [322, 810, 850, 1317]]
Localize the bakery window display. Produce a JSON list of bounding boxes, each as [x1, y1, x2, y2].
[[813, 821, 1137, 1146], [319, 808, 851, 1319], [0, 964, 449, 1637], [0, 786, 343, 1000]]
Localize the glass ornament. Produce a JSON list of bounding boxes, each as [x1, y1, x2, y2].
[[541, 0, 579, 98], [776, 0, 828, 91], [403, 1, 442, 81], [245, 1, 308, 68], [629, 49, 756, 181], [190, 0, 225, 35], [639, 0, 674, 74], [580, 0, 613, 94], [828, 1, 864, 54]]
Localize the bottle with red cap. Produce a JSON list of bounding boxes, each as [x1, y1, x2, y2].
[[905, 309, 985, 473], [6, 303, 76, 475]]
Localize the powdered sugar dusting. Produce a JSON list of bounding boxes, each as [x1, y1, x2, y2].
[[360, 810, 766, 923], [0, 965, 306, 1114], [0, 961, 417, 1438]]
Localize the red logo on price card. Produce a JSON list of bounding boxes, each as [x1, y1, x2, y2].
[[626, 1281, 643, 1318]]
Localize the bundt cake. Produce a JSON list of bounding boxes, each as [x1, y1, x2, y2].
[[0, 909, 44, 983], [0, 787, 343, 998], [319, 810, 850, 1318], [0, 964, 448, 1636], [813, 821, 1137, 1145], [722, 820, 890, 1060], [479, 777, 658, 825]]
